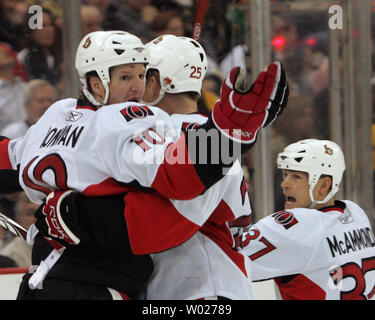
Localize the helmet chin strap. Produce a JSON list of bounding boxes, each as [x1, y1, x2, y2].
[[102, 83, 110, 105], [309, 200, 317, 209], [83, 88, 101, 106], [83, 80, 110, 107], [308, 188, 336, 209]]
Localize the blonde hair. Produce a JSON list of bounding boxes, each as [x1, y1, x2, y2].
[[23, 79, 56, 104]]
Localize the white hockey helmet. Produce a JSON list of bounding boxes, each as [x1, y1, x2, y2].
[[144, 35, 208, 105], [75, 30, 149, 106], [277, 139, 346, 206]]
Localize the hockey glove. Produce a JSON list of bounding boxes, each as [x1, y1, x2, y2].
[[229, 214, 253, 250], [212, 61, 289, 144], [35, 190, 89, 250]]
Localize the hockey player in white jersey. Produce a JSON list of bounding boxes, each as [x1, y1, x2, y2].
[[136, 35, 254, 299], [0, 30, 287, 214], [0, 31, 287, 298], [241, 139, 375, 300], [0, 30, 288, 299], [31, 35, 270, 300]]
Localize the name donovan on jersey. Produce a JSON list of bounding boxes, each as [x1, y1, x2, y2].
[[326, 227, 375, 257], [40, 125, 85, 149]]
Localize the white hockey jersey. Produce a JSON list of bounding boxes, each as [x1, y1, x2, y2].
[[241, 200, 375, 300], [4, 98, 218, 204], [139, 113, 254, 300], [1, 99, 254, 284]]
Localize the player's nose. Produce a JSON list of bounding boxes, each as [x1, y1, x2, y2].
[[131, 78, 145, 92], [280, 177, 289, 188]]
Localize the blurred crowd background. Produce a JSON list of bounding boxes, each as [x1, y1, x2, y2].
[[0, 0, 374, 268]]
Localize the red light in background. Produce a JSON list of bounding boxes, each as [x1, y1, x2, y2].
[[306, 37, 317, 46], [272, 35, 286, 51]]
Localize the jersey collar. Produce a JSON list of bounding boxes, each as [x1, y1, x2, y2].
[[319, 200, 346, 213], [76, 97, 98, 111]]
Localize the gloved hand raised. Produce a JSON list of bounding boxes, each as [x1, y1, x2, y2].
[[212, 61, 289, 144]]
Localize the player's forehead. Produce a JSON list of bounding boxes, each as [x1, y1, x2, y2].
[[111, 63, 146, 73], [282, 169, 308, 177]]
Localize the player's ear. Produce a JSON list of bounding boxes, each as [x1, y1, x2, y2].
[[144, 71, 161, 102], [90, 77, 105, 102], [318, 176, 332, 198]]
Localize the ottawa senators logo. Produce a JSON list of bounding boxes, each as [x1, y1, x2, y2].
[[83, 37, 91, 48], [120, 105, 154, 122], [272, 210, 299, 230], [324, 144, 333, 155], [153, 36, 163, 44]]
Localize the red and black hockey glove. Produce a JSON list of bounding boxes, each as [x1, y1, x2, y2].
[[35, 190, 89, 251], [212, 61, 289, 144]]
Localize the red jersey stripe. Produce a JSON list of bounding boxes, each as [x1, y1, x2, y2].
[[124, 190, 200, 254], [151, 134, 205, 200], [82, 178, 135, 196], [200, 200, 248, 277], [0, 139, 13, 170], [76, 105, 96, 111], [275, 274, 326, 300]]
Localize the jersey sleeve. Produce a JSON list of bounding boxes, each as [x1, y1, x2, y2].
[[241, 209, 323, 281], [0, 137, 22, 193], [94, 104, 238, 201], [124, 160, 251, 254]]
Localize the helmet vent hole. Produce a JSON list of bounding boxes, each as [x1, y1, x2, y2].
[[190, 40, 200, 48], [280, 156, 287, 160], [294, 157, 303, 163], [112, 41, 121, 45], [298, 150, 306, 153], [114, 49, 125, 55], [199, 53, 204, 62]]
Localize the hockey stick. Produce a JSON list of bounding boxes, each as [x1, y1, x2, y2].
[[0, 211, 27, 240], [192, 0, 211, 42], [0, 210, 62, 289]]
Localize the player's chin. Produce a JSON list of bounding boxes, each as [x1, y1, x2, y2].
[[128, 97, 142, 103], [284, 201, 297, 210]]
